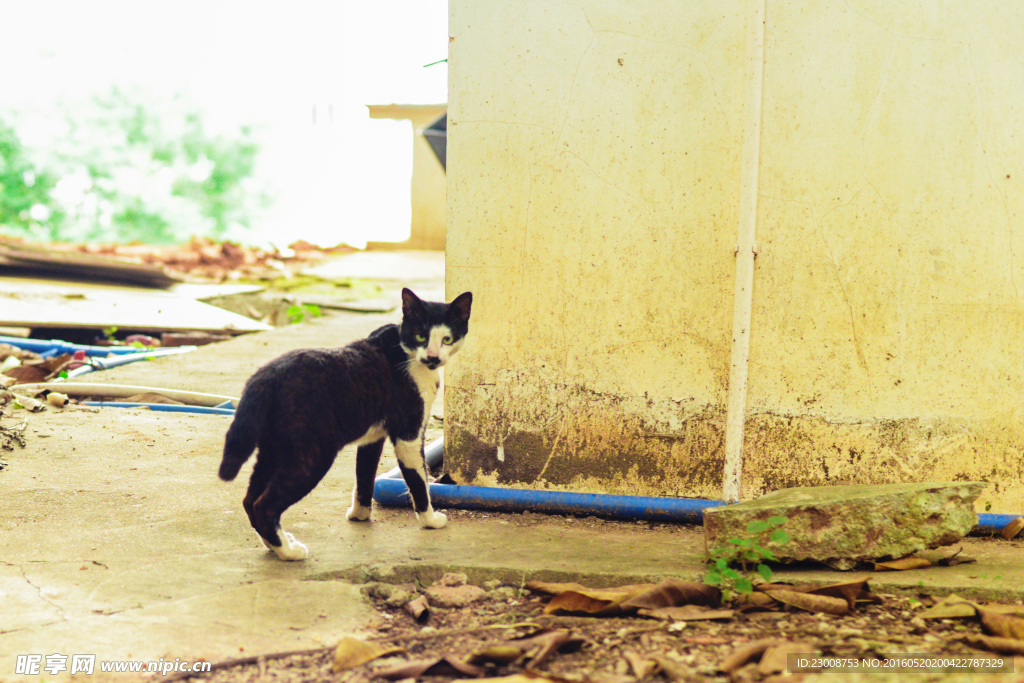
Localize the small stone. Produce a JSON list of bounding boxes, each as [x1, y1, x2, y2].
[[483, 579, 504, 590], [425, 583, 486, 608], [487, 586, 519, 601], [437, 572, 468, 587]]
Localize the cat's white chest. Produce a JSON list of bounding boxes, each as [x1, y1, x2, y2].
[[407, 362, 439, 425]]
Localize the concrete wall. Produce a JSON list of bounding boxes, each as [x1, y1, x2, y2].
[[367, 104, 447, 250], [445, 0, 1024, 513]]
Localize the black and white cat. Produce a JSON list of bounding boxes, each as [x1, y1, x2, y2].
[[218, 288, 472, 560]]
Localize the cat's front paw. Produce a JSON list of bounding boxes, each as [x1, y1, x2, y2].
[[346, 503, 371, 522], [417, 508, 447, 529], [266, 530, 308, 561]]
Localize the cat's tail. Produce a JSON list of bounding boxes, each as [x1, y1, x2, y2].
[[218, 379, 271, 481]]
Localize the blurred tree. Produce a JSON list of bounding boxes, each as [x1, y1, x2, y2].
[[0, 87, 266, 245], [0, 121, 64, 239]]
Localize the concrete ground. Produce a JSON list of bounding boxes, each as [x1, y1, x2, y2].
[[3, 250, 1024, 680]]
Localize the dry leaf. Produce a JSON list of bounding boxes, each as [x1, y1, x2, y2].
[[475, 673, 577, 683], [467, 645, 524, 666], [638, 605, 735, 621], [720, 639, 780, 673], [1002, 517, 1024, 540], [765, 589, 849, 615], [648, 655, 689, 682], [759, 642, 816, 676], [619, 578, 721, 610], [916, 546, 974, 567], [331, 636, 404, 672], [963, 634, 1024, 655], [516, 629, 578, 668], [733, 592, 778, 609], [376, 657, 485, 680], [980, 609, 1024, 640], [524, 580, 590, 595], [792, 577, 879, 609], [623, 651, 660, 679], [541, 585, 653, 616], [974, 604, 1024, 617], [917, 594, 979, 620], [872, 556, 933, 571], [4, 365, 47, 384]]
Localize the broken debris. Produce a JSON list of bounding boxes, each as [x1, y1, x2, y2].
[[703, 482, 986, 570]]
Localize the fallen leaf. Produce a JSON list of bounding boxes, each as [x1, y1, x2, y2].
[[974, 604, 1024, 617], [648, 654, 689, 682], [759, 642, 816, 676], [872, 556, 933, 571], [475, 673, 576, 683], [963, 634, 1024, 655], [1002, 517, 1024, 540], [524, 580, 592, 595], [622, 651, 660, 679], [3, 365, 47, 384], [376, 657, 485, 680], [619, 579, 721, 610], [733, 592, 778, 609], [720, 639, 780, 673], [331, 636, 404, 672], [980, 609, 1024, 640], [516, 629, 579, 668], [637, 605, 735, 621], [765, 589, 849, 615], [917, 594, 979, 620], [791, 576, 880, 609], [467, 645, 524, 666]]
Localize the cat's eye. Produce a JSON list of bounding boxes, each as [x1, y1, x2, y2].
[[442, 335, 453, 345], [415, 334, 427, 342]]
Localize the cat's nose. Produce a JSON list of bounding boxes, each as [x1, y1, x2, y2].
[[423, 357, 441, 368]]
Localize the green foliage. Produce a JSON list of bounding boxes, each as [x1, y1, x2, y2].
[[286, 303, 322, 325], [705, 516, 789, 601], [0, 86, 265, 244], [0, 122, 64, 236]]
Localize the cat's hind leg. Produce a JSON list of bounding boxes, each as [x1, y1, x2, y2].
[[347, 439, 385, 521], [250, 446, 336, 560], [394, 438, 447, 529]]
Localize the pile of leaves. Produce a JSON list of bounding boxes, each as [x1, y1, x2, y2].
[[70, 236, 355, 283], [162, 570, 1024, 683], [0, 344, 77, 385]]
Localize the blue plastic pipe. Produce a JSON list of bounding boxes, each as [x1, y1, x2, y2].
[[82, 401, 235, 415], [0, 335, 159, 356], [373, 477, 727, 523]]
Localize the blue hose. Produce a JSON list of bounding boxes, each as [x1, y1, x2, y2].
[[373, 477, 727, 523], [0, 335, 159, 356], [82, 401, 235, 415]]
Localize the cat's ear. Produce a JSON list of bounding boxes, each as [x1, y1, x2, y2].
[[447, 291, 472, 324], [402, 288, 425, 317]]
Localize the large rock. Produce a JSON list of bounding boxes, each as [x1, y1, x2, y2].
[[703, 482, 986, 570]]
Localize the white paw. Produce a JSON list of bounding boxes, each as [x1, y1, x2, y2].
[[346, 503, 371, 521], [267, 530, 309, 561], [417, 508, 447, 529]]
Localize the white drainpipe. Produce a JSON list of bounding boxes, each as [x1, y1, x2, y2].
[[722, 0, 767, 503]]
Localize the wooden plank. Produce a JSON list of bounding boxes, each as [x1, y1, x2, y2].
[[0, 277, 271, 334], [0, 243, 179, 288]]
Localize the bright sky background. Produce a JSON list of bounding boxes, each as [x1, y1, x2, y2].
[[0, 1, 449, 249]]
